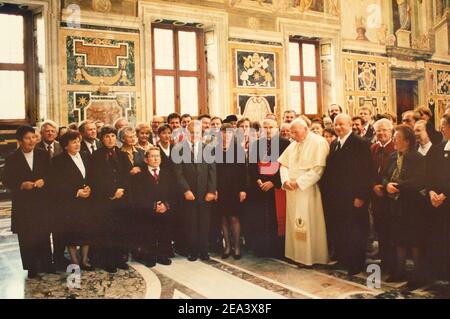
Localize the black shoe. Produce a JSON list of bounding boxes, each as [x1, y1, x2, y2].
[[187, 254, 197, 262], [27, 269, 38, 279], [347, 268, 362, 276], [199, 253, 210, 261], [105, 266, 117, 273], [81, 263, 95, 271], [232, 252, 242, 260], [221, 252, 230, 259], [144, 259, 156, 268], [116, 263, 130, 270], [407, 279, 425, 290], [386, 273, 407, 283], [157, 257, 172, 266]]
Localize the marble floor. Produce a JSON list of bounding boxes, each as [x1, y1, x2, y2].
[[0, 201, 448, 299]]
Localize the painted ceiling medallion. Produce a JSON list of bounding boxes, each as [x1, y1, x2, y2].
[[92, 0, 112, 13]]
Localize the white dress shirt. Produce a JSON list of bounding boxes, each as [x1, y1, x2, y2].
[[148, 166, 160, 178], [70, 152, 86, 178], [84, 140, 97, 154], [160, 144, 170, 157], [23, 150, 34, 171], [418, 141, 433, 156], [445, 141, 450, 151]]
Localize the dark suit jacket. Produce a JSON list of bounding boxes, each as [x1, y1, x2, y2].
[[371, 140, 396, 185], [322, 133, 373, 211], [426, 142, 450, 210], [2, 148, 51, 234], [50, 152, 91, 226], [173, 141, 217, 203], [426, 121, 443, 145], [248, 135, 290, 195], [363, 124, 375, 141], [131, 167, 174, 216], [382, 149, 426, 218], [88, 146, 132, 210], [158, 144, 174, 170], [80, 139, 102, 157], [37, 140, 63, 158]]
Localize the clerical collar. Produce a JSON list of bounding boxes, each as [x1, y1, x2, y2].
[[338, 130, 352, 147]]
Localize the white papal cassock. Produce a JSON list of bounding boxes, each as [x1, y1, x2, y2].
[[278, 132, 330, 266]]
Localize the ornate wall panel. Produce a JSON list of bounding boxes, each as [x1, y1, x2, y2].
[[425, 62, 450, 127], [342, 53, 391, 116], [59, 27, 141, 125]]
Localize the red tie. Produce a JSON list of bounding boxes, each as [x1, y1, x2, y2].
[[152, 169, 159, 183]]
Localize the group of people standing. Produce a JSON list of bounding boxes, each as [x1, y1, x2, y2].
[[2, 105, 450, 291]]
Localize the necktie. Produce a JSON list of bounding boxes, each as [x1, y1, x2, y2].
[[91, 143, 96, 154], [152, 169, 159, 183], [47, 144, 53, 159], [335, 141, 342, 153], [361, 127, 366, 137]]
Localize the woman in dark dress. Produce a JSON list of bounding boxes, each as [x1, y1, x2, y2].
[[383, 125, 426, 287], [52, 130, 93, 270], [216, 123, 247, 259]]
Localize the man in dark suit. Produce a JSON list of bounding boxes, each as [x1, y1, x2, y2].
[[131, 147, 173, 267], [359, 106, 375, 142], [2, 126, 52, 278], [37, 120, 65, 269], [79, 120, 102, 156], [321, 114, 373, 275], [173, 121, 217, 261], [37, 120, 63, 159], [89, 125, 132, 273], [247, 119, 290, 258], [370, 118, 396, 275], [426, 114, 450, 283]]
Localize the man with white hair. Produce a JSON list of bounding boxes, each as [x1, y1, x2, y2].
[[38, 120, 63, 160], [321, 114, 373, 275], [278, 119, 330, 266], [370, 118, 396, 275]]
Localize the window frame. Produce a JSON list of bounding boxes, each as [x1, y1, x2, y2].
[[0, 6, 36, 126], [288, 38, 322, 117], [151, 23, 207, 116]]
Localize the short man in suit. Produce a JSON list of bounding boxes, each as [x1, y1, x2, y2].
[[79, 120, 102, 156], [38, 120, 63, 159], [173, 121, 217, 261], [2, 126, 52, 278], [321, 114, 373, 275], [132, 147, 173, 267]]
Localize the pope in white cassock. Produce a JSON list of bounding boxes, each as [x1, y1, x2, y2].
[[278, 119, 330, 266]]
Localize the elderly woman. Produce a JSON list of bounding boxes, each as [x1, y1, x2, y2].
[[52, 130, 93, 270], [370, 119, 396, 274], [382, 125, 426, 288], [135, 122, 153, 152], [119, 126, 145, 175]]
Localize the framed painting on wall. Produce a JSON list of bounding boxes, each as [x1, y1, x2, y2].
[[235, 50, 277, 89]]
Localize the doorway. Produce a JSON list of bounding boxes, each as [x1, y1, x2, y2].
[[396, 80, 418, 123]]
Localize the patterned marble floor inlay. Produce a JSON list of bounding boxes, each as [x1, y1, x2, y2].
[[0, 200, 445, 299]]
